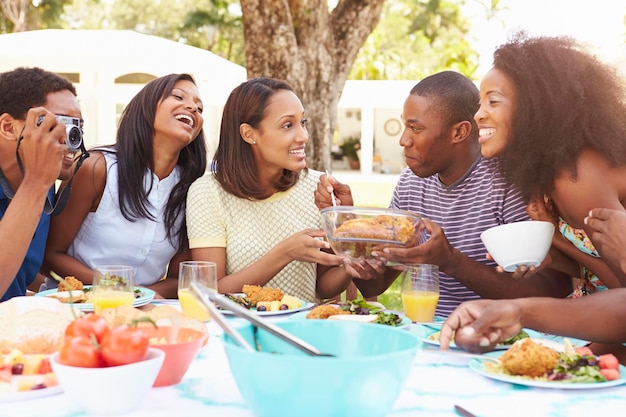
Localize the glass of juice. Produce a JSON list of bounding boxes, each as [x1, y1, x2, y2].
[[178, 261, 217, 321], [400, 264, 439, 322], [92, 265, 135, 314]]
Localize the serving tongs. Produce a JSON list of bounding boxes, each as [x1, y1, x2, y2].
[[190, 282, 333, 357]]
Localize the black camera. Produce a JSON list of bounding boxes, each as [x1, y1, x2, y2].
[[37, 115, 84, 152]]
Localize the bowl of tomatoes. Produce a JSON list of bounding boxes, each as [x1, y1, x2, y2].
[[51, 313, 165, 415]]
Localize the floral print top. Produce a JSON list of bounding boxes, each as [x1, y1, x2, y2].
[[558, 217, 608, 297]]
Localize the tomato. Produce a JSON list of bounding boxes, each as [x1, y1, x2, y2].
[[598, 354, 620, 371], [58, 336, 102, 368], [600, 368, 621, 381], [101, 325, 149, 367], [65, 313, 110, 344]]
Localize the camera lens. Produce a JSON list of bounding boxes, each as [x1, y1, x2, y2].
[[65, 125, 83, 151]]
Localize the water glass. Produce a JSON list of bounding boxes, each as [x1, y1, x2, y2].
[[92, 265, 135, 314], [400, 264, 439, 322], [178, 261, 218, 321]]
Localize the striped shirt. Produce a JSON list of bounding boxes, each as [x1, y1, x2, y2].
[[391, 156, 529, 317]]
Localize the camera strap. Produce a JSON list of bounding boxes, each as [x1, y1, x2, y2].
[[12, 132, 90, 216]]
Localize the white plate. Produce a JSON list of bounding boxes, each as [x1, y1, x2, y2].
[[0, 374, 62, 403], [219, 294, 314, 316], [36, 286, 155, 311], [469, 351, 626, 389], [288, 306, 412, 328], [413, 326, 587, 351]]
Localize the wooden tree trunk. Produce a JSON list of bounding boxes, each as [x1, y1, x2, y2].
[[239, 0, 385, 171]]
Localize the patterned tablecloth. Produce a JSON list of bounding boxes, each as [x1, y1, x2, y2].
[[3, 305, 626, 417]]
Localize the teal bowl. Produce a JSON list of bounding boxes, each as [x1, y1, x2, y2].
[[223, 320, 421, 417]]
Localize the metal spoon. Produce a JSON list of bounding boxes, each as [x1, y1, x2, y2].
[[191, 282, 334, 357]]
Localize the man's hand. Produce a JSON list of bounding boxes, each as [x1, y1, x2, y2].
[[314, 173, 354, 209], [20, 108, 67, 188], [440, 299, 524, 353]]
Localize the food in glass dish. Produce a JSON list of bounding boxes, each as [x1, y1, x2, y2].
[[320, 206, 423, 261]]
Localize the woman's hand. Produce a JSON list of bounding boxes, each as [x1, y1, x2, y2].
[[282, 229, 345, 266], [343, 258, 386, 280], [527, 195, 558, 225]]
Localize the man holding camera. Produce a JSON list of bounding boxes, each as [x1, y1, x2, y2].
[[0, 67, 84, 301]]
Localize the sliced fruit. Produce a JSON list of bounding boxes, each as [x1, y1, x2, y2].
[[600, 368, 621, 381], [269, 301, 282, 311], [22, 355, 46, 375], [256, 301, 273, 311], [280, 295, 302, 310], [598, 354, 620, 371]]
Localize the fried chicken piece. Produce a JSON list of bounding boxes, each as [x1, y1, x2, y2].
[[334, 215, 415, 242], [499, 338, 560, 378], [305, 305, 351, 319], [242, 285, 283, 306], [56, 275, 84, 292]]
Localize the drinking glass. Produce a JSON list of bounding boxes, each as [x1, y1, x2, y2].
[[400, 264, 439, 322], [178, 261, 218, 321], [92, 265, 135, 314]]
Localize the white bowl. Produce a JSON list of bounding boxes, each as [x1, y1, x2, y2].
[[480, 221, 555, 272], [50, 348, 164, 416]]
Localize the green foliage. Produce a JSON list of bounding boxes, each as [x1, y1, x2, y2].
[[349, 0, 480, 80], [339, 137, 361, 161], [61, 0, 245, 65], [377, 276, 402, 311]]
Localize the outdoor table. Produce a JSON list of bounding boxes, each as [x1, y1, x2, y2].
[[3, 302, 626, 417]]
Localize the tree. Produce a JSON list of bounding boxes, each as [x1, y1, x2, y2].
[[350, 0, 481, 80], [239, 0, 385, 172], [1, 0, 69, 32]]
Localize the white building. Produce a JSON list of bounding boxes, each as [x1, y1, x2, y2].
[[0, 29, 247, 154]]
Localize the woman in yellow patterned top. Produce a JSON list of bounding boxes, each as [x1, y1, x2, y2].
[[186, 78, 356, 302]]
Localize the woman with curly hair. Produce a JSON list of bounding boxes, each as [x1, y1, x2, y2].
[[42, 74, 207, 298], [475, 32, 626, 293]]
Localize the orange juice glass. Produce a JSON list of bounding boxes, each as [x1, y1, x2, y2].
[[400, 264, 439, 322], [178, 261, 217, 321], [92, 265, 135, 314]]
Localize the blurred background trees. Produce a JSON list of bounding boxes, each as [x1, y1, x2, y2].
[[0, 0, 502, 171]]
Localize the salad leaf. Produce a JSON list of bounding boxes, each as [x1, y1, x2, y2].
[[375, 311, 403, 326], [500, 329, 530, 345], [548, 353, 605, 383]]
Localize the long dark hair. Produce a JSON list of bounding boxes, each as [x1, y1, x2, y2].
[[213, 77, 301, 199], [100, 73, 207, 251]]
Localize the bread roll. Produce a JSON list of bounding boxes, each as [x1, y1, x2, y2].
[[98, 305, 208, 337], [0, 296, 81, 354]]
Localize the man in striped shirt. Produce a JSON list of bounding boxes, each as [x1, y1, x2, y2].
[[316, 71, 571, 317]]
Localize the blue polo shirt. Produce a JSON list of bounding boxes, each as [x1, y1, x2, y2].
[[0, 186, 52, 301]]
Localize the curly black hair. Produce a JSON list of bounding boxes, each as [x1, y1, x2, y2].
[[0, 67, 76, 119], [493, 32, 626, 202]]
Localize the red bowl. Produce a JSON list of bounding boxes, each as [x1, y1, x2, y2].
[[140, 326, 208, 387]]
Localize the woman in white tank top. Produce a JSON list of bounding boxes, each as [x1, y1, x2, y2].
[[41, 74, 207, 298]]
